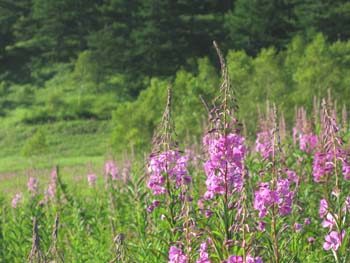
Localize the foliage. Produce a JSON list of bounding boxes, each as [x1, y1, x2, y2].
[[21, 127, 48, 156]]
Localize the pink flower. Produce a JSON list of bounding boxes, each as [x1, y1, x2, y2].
[[168, 246, 188, 263], [321, 213, 337, 229], [227, 255, 243, 263], [285, 169, 300, 185], [254, 179, 294, 218], [343, 196, 350, 213], [308, 237, 315, 243], [323, 231, 345, 251], [147, 150, 190, 196], [196, 242, 210, 263], [299, 133, 318, 153], [11, 193, 22, 208], [105, 161, 119, 181], [87, 174, 97, 187], [27, 177, 38, 196], [255, 131, 273, 159], [45, 168, 58, 201], [294, 223, 302, 232], [203, 133, 246, 199], [257, 221, 265, 231], [51, 169, 57, 181], [304, 218, 311, 225], [246, 255, 263, 263]]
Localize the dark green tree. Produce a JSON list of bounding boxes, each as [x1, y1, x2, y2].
[[225, 0, 298, 55], [31, 0, 100, 62], [295, 0, 350, 41], [0, 0, 34, 82]]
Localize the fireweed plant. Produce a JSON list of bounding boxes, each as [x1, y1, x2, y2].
[[195, 42, 262, 262], [145, 88, 194, 261], [313, 100, 350, 263], [253, 104, 299, 263]]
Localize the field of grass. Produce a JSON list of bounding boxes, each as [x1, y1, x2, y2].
[[0, 119, 112, 171], [0, 119, 113, 196]]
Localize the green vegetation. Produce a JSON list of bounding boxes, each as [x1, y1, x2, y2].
[[1, 1, 350, 171]]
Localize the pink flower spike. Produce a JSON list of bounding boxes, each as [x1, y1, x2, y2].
[[168, 246, 188, 263], [87, 174, 97, 187], [27, 177, 38, 196], [11, 193, 22, 208], [105, 160, 119, 181], [196, 242, 210, 263], [228, 255, 243, 263]]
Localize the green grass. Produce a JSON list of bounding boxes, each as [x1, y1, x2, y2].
[[0, 118, 114, 188]]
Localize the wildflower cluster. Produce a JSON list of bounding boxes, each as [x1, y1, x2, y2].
[[255, 131, 273, 159], [11, 193, 22, 208], [105, 160, 119, 181], [147, 150, 190, 196], [293, 107, 318, 153], [87, 174, 97, 187], [27, 177, 38, 196], [254, 176, 295, 218], [319, 198, 349, 253], [226, 254, 263, 263], [168, 246, 188, 263], [313, 149, 350, 182], [196, 242, 210, 263], [45, 169, 57, 201], [203, 132, 246, 200]]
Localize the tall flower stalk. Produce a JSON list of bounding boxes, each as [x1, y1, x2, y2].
[[313, 100, 350, 262], [146, 88, 193, 261], [253, 105, 298, 263], [199, 42, 261, 261]]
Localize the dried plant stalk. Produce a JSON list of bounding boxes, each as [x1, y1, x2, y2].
[[27, 217, 45, 263]]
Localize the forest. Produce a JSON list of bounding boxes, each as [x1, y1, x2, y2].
[[0, 0, 350, 161]]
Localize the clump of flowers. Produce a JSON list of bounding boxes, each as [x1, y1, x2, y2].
[[299, 133, 318, 153], [105, 160, 119, 181], [27, 177, 38, 196], [87, 174, 97, 187], [45, 168, 57, 201], [255, 130, 273, 159], [203, 132, 246, 200], [293, 107, 318, 153], [254, 176, 295, 218], [168, 246, 188, 263], [313, 149, 350, 182], [147, 150, 190, 196], [11, 193, 22, 208], [255, 105, 276, 159], [196, 242, 210, 263], [225, 254, 263, 263], [312, 100, 350, 183]]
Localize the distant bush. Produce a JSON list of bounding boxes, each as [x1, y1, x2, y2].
[[21, 128, 48, 156]]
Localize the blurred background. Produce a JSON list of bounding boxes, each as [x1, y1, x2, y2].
[[0, 0, 350, 172]]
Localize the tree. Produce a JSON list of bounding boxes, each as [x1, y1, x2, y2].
[[295, 0, 350, 41], [225, 0, 298, 55]]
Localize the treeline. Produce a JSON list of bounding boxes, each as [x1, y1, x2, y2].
[[1, 0, 350, 88], [111, 34, 350, 150], [1, 0, 350, 151]]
